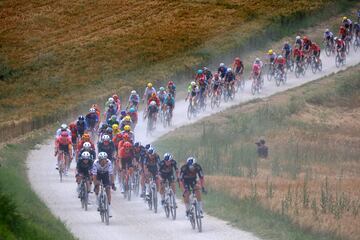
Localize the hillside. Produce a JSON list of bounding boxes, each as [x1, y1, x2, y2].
[[0, 0, 352, 136]]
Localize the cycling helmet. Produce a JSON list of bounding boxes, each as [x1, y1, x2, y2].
[[168, 81, 174, 85], [164, 153, 171, 161], [69, 122, 76, 128], [343, 16, 347, 21], [78, 115, 85, 121], [98, 152, 108, 160], [124, 125, 131, 131], [105, 127, 113, 134], [334, 37, 338, 41], [83, 142, 91, 149], [278, 55, 283, 59], [81, 151, 91, 159], [159, 87, 165, 91], [124, 116, 131, 122], [61, 131, 69, 137], [268, 49, 273, 55], [113, 94, 119, 100], [151, 92, 157, 98], [60, 123, 67, 130], [123, 133, 129, 140], [147, 83, 153, 88], [89, 108, 96, 113], [129, 107, 136, 113], [121, 110, 127, 116], [219, 63, 225, 67], [325, 28, 329, 33], [112, 124, 119, 130], [167, 93, 172, 98], [227, 67, 232, 72], [134, 142, 141, 147], [108, 104, 114, 109], [108, 97, 114, 103], [83, 133, 90, 140], [296, 36, 301, 40], [150, 101, 156, 106], [147, 147, 155, 154], [145, 144, 151, 149], [197, 69, 203, 74], [186, 157, 196, 165], [255, 57, 260, 63], [124, 142, 132, 149], [111, 115, 117, 120], [131, 90, 137, 95], [102, 134, 111, 141], [191, 81, 196, 86]]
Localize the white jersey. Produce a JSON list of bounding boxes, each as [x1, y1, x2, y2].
[[143, 87, 156, 98], [55, 128, 72, 138], [91, 159, 113, 175], [324, 31, 333, 38]]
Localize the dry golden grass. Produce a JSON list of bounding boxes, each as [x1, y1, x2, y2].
[[0, 0, 333, 125]]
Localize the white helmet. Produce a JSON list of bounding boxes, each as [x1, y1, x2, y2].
[[278, 55, 283, 59], [325, 28, 329, 32], [102, 134, 110, 141], [108, 97, 114, 103], [227, 67, 232, 72], [296, 36, 301, 40], [191, 81, 196, 86], [98, 152, 108, 160], [131, 90, 136, 95], [334, 37, 338, 41], [255, 58, 260, 64], [187, 157, 196, 165], [89, 108, 96, 113], [60, 123, 67, 130], [83, 142, 91, 149], [150, 101, 156, 106], [81, 151, 91, 159], [219, 63, 225, 67]]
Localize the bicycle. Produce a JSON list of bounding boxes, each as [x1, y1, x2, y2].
[[250, 74, 262, 95], [146, 112, 156, 136], [323, 39, 335, 57], [354, 35, 360, 52], [344, 34, 352, 55], [188, 188, 203, 232], [210, 86, 221, 109], [79, 176, 90, 211], [198, 89, 207, 112], [98, 182, 110, 225], [163, 180, 177, 220], [311, 56, 322, 74], [274, 67, 287, 86], [146, 175, 158, 213], [223, 82, 235, 102], [285, 55, 294, 72], [294, 61, 305, 78], [123, 168, 134, 201], [57, 150, 68, 182], [234, 72, 245, 92], [335, 50, 346, 68], [162, 106, 172, 128], [186, 97, 197, 120], [266, 63, 275, 81], [133, 167, 141, 197]]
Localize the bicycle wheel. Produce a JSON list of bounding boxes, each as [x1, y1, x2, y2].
[[283, 72, 287, 84], [164, 197, 170, 218], [189, 208, 196, 230], [223, 88, 229, 102], [295, 65, 300, 78], [275, 73, 281, 87], [335, 55, 341, 68], [216, 94, 221, 108], [195, 203, 202, 232], [325, 45, 331, 57], [153, 185, 158, 213], [354, 40, 359, 52], [169, 190, 177, 220], [187, 104, 192, 120], [127, 176, 132, 201], [100, 194, 105, 223], [240, 78, 245, 90], [251, 81, 256, 95], [318, 60, 322, 72], [311, 61, 317, 74], [148, 189, 153, 210], [210, 95, 216, 109], [59, 156, 65, 182], [104, 194, 109, 225]]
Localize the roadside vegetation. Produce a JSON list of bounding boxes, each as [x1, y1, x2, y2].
[[0, 130, 75, 240], [155, 65, 360, 240], [0, 0, 357, 141]]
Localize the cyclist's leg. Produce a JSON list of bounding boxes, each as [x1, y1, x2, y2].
[[183, 181, 191, 214], [194, 182, 203, 213]]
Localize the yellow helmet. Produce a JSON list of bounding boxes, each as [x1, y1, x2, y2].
[[268, 49, 273, 55], [343, 16, 347, 21], [124, 125, 131, 131], [112, 124, 119, 130], [124, 115, 131, 121], [147, 83, 153, 88]]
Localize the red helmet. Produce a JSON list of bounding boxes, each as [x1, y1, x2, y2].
[[123, 133, 129, 140], [69, 123, 76, 128], [116, 132, 123, 139], [124, 142, 132, 149], [151, 92, 157, 98], [168, 81, 174, 85], [61, 132, 69, 137], [112, 94, 119, 101]]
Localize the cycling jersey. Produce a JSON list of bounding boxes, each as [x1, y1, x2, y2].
[[159, 159, 178, 182], [55, 128, 72, 138], [268, 53, 277, 63], [275, 58, 286, 65], [252, 64, 261, 76], [196, 74, 207, 87], [119, 146, 134, 170], [76, 121, 86, 137], [97, 141, 116, 162], [233, 60, 244, 74], [217, 66, 227, 78], [147, 96, 160, 107], [143, 87, 156, 100], [129, 93, 140, 104], [92, 159, 113, 187], [76, 158, 93, 177], [167, 84, 176, 96], [85, 113, 99, 129], [324, 31, 334, 39], [157, 91, 167, 104], [180, 163, 204, 189], [147, 105, 159, 115], [164, 96, 175, 107], [224, 71, 235, 82]]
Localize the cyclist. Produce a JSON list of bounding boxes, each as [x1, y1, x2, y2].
[[120, 115, 133, 131], [232, 57, 244, 78], [217, 63, 227, 79], [121, 125, 135, 143], [159, 153, 179, 206], [147, 92, 161, 108], [282, 41, 292, 62], [55, 123, 71, 137], [76, 116, 86, 138], [145, 101, 159, 127], [224, 67, 235, 95], [133, 142, 147, 197], [112, 132, 123, 151], [267, 49, 277, 65], [250, 59, 262, 91], [167, 81, 176, 98], [164, 93, 175, 119], [128, 107, 138, 129], [211, 73, 222, 96], [85, 108, 99, 132], [105, 104, 117, 122], [180, 157, 206, 217], [339, 25, 347, 40], [342, 16, 353, 33], [335, 37, 346, 60], [98, 123, 109, 140], [76, 151, 93, 197], [107, 115, 119, 127], [196, 69, 207, 105], [97, 135, 116, 164], [274, 55, 286, 77], [294, 36, 303, 50], [128, 90, 140, 110], [144, 147, 160, 199], [54, 131, 73, 172], [118, 141, 134, 193], [293, 45, 305, 69], [77, 133, 95, 152], [143, 83, 156, 103], [105, 127, 113, 139], [310, 42, 321, 63], [302, 36, 312, 56], [92, 152, 116, 217], [112, 94, 121, 113], [157, 87, 167, 108], [185, 81, 199, 107], [323, 29, 334, 44], [77, 142, 96, 161]]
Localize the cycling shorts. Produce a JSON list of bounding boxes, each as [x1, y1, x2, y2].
[[95, 172, 110, 187], [160, 173, 174, 183], [121, 157, 133, 170], [59, 144, 70, 154]]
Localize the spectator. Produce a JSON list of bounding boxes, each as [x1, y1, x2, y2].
[[256, 137, 268, 159]]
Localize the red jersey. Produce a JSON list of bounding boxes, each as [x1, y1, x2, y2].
[[69, 124, 77, 138], [129, 112, 138, 124], [112, 134, 123, 148], [55, 136, 72, 147], [310, 44, 320, 52], [196, 74, 206, 86], [275, 58, 286, 65], [252, 64, 261, 75], [293, 48, 304, 57], [339, 27, 346, 36], [119, 145, 134, 159], [147, 96, 160, 107]]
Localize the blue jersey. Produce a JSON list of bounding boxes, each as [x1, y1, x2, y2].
[[164, 96, 175, 106]]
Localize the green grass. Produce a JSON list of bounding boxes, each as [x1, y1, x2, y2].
[[204, 189, 340, 240], [0, 131, 75, 240]]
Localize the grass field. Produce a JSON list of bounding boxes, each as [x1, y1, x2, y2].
[[0, 129, 76, 240], [155, 63, 360, 240], [0, 0, 355, 140]]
